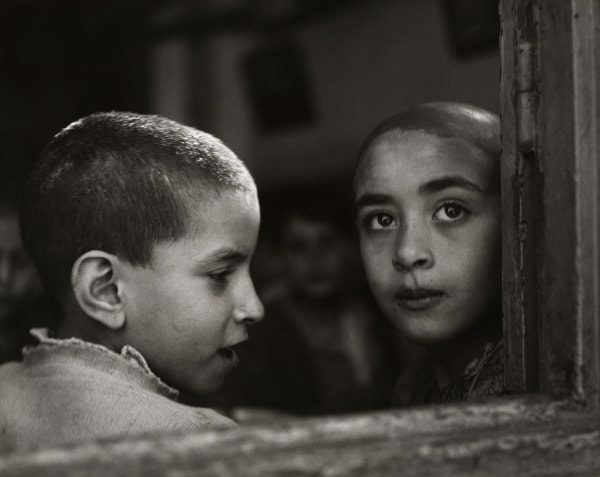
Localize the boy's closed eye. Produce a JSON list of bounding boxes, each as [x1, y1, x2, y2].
[[208, 268, 233, 284], [206, 265, 239, 294], [194, 248, 248, 285]]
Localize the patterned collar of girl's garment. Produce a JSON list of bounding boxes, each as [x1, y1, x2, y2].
[[433, 340, 505, 403]]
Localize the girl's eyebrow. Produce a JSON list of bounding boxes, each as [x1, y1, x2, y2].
[[355, 193, 394, 210], [417, 175, 484, 195]]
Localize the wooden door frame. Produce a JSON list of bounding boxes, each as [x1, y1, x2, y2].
[[502, 0, 600, 409]]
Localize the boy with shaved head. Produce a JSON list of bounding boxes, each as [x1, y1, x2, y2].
[[0, 112, 264, 451]]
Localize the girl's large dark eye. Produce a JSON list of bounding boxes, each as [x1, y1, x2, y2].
[[366, 212, 397, 230], [434, 203, 467, 222]]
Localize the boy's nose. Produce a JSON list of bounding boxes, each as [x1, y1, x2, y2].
[[233, 279, 265, 324], [392, 220, 434, 271]]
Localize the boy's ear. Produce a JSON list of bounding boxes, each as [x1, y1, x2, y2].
[[71, 251, 125, 330]]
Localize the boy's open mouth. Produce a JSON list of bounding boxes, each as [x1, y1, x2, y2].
[[394, 287, 444, 311], [217, 341, 245, 366]]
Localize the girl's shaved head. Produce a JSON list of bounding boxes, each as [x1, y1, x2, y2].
[[355, 102, 500, 192]]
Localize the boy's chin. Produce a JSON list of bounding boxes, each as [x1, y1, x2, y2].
[[179, 374, 227, 397]]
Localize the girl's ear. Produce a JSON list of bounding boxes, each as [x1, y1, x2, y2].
[[71, 251, 125, 330]]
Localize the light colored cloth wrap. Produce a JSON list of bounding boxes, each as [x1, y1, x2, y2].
[[0, 329, 234, 452]]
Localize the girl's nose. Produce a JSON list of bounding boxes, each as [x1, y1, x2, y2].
[[392, 219, 434, 271]]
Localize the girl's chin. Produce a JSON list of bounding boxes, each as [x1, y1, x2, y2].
[[390, 316, 467, 346]]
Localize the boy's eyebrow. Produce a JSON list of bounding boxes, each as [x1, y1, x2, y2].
[[196, 248, 247, 266], [418, 175, 484, 195], [355, 193, 394, 210]]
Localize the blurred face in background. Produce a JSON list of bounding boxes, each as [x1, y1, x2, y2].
[[0, 210, 42, 322], [280, 215, 348, 300]]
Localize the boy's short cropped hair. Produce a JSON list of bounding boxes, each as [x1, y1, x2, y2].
[[20, 112, 254, 299], [356, 102, 500, 175]]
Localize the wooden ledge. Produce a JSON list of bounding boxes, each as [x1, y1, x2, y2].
[[1, 396, 599, 476]]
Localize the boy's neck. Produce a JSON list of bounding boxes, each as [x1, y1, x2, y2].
[[428, 311, 502, 390], [55, 300, 121, 352]]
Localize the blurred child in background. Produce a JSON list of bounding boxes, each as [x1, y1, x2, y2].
[[0, 189, 54, 364]]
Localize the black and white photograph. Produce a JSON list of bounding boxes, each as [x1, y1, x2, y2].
[[0, 0, 599, 475]]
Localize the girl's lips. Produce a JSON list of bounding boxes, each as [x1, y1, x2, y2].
[[393, 288, 445, 311]]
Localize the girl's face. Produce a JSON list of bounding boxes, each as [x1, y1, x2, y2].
[[354, 130, 500, 345]]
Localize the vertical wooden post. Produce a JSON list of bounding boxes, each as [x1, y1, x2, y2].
[[501, 0, 600, 406], [500, 0, 540, 394], [536, 0, 600, 409]]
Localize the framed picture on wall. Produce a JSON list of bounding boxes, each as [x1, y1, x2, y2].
[[242, 42, 316, 132], [443, 0, 499, 56]]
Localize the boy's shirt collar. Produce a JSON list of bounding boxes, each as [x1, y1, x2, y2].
[[26, 328, 179, 400]]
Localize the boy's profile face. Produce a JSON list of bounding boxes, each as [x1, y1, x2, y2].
[[355, 130, 500, 345], [120, 189, 264, 395], [0, 210, 41, 322]]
